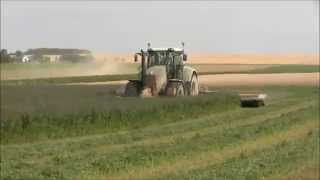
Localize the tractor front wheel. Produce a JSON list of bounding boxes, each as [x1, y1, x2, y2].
[[125, 81, 140, 96]]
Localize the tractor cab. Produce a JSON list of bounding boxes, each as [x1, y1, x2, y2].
[[135, 48, 187, 80], [127, 43, 198, 97], [146, 48, 186, 67]]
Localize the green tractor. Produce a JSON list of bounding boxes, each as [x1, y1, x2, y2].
[[125, 43, 199, 97]]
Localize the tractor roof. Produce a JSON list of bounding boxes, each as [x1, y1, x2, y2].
[[147, 48, 183, 52]]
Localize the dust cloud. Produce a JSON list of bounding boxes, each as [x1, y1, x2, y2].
[[1, 53, 139, 80]]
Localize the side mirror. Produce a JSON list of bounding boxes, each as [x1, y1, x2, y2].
[[183, 54, 187, 61], [134, 54, 138, 62]]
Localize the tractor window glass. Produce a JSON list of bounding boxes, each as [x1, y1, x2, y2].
[[147, 53, 161, 67], [174, 55, 183, 65], [166, 53, 173, 65], [147, 55, 154, 67], [159, 52, 166, 65]]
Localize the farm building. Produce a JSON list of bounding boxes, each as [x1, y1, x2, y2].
[[8, 53, 17, 59], [23, 48, 93, 63], [42, 55, 61, 62]]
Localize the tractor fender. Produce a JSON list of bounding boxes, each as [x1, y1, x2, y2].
[[183, 66, 197, 82]]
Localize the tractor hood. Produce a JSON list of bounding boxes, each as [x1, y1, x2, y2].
[[144, 65, 167, 95]]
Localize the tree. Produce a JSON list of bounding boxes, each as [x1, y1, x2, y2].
[[12, 50, 24, 63], [1, 49, 10, 63], [15, 50, 23, 58]]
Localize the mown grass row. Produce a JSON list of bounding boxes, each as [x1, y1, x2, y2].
[[1, 95, 313, 180], [3, 95, 313, 163], [1, 96, 318, 179], [101, 106, 318, 179], [0, 92, 239, 144], [4, 84, 309, 145], [267, 160, 319, 180], [1, 85, 317, 145], [159, 127, 319, 180]]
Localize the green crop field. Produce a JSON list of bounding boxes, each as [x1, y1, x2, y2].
[[1, 61, 319, 180], [195, 64, 320, 75], [1, 82, 319, 179]]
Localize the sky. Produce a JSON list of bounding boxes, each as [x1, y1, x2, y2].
[[1, 1, 319, 53]]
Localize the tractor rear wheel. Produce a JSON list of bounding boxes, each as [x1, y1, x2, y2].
[[165, 82, 185, 96], [190, 74, 199, 96], [125, 81, 140, 96]]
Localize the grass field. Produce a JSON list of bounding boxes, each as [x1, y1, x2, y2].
[[1, 85, 239, 144], [1, 84, 319, 179], [1, 60, 319, 179], [195, 64, 320, 75]]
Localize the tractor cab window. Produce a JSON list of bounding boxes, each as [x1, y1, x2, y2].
[[159, 52, 167, 65], [147, 52, 168, 67], [173, 55, 183, 65], [147, 52, 160, 67], [173, 55, 184, 79], [165, 53, 173, 65]]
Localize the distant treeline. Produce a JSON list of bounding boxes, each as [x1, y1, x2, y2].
[[0, 48, 94, 63], [0, 49, 22, 63], [24, 48, 91, 55]]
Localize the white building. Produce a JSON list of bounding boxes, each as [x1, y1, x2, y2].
[[42, 55, 61, 62], [22, 55, 32, 63]]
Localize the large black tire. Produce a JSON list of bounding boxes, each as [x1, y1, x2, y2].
[[165, 82, 185, 96], [257, 100, 265, 107], [190, 74, 199, 96], [125, 81, 140, 96], [241, 100, 265, 107]]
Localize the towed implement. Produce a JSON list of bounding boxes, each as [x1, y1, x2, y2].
[[240, 93, 267, 107], [199, 89, 267, 107]]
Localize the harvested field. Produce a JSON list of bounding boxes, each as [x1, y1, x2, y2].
[[1, 53, 318, 83], [2, 63, 318, 86], [94, 53, 319, 65], [188, 54, 319, 65]]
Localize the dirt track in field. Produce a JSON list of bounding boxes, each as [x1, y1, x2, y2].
[[67, 80, 128, 85], [199, 73, 319, 87]]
